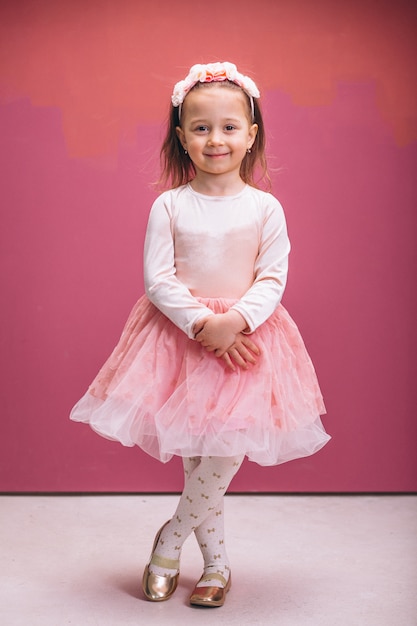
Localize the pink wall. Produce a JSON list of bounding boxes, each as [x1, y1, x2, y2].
[[1, 0, 416, 492]]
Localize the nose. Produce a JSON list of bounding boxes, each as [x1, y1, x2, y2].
[[207, 129, 224, 146]]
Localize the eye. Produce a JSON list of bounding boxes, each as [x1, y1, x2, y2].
[[194, 125, 209, 133], [225, 124, 236, 131]]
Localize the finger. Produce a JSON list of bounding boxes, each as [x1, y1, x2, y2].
[[199, 341, 215, 352], [221, 353, 236, 371], [228, 348, 248, 369], [193, 316, 211, 337], [233, 343, 255, 363], [197, 336, 211, 347], [232, 343, 257, 365], [240, 336, 261, 355]]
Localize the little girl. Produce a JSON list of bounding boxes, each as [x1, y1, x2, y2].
[[70, 61, 329, 608]]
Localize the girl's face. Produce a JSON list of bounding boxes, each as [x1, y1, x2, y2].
[[176, 85, 258, 185]]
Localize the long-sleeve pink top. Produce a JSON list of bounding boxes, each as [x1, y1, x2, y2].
[[144, 184, 290, 339]]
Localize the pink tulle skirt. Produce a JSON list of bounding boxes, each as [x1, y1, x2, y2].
[[70, 296, 329, 466]]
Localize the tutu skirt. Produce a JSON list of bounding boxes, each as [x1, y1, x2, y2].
[[70, 296, 329, 466]]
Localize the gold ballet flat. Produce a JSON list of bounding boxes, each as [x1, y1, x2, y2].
[[142, 521, 180, 602], [189, 572, 231, 607]]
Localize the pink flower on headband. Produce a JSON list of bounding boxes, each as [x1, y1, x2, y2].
[[171, 62, 260, 107], [202, 62, 237, 83]]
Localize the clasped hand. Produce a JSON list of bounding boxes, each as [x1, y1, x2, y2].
[[194, 311, 260, 371]]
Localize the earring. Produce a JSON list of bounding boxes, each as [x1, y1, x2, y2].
[[184, 149, 188, 155], [247, 148, 252, 154]]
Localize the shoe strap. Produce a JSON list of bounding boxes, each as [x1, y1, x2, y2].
[[150, 553, 180, 570], [199, 572, 227, 587]]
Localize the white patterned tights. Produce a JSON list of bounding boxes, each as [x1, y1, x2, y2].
[[149, 455, 244, 586]]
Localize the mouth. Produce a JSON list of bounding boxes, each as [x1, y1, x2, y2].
[[204, 152, 229, 158]]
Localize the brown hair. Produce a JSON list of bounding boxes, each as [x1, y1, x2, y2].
[[158, 81, 270, 191]]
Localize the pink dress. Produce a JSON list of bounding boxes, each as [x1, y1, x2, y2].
[[70, 184, 329, 465]]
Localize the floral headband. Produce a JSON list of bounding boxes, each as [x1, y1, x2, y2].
[[172, 62, 260, 121]]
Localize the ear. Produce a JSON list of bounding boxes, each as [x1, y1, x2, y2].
[[176, 126, 186, 149], [247, 123, 258, 150]]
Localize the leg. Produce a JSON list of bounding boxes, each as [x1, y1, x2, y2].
[[193, 498, 230, 585], [183, 457, 231, 585], [148, 455, 243, 577]]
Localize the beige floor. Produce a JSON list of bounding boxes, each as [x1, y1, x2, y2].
[[1, 494, 416, 625]]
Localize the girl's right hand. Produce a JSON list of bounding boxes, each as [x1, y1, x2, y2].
[[194, 311, 247, 355], [221, 334, 261, 372]]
